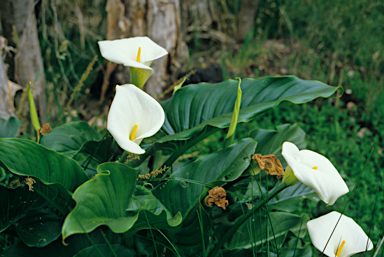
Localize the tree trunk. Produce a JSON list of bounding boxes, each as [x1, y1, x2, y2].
[[0, 48, 15, 120], [0, 0, 46, 123], [236, 0, 259, 42], [114, 0, 188, 99]]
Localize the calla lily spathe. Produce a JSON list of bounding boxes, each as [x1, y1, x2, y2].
[[98, 36, 168, 88], [281, 142, 349, 205], [107, 84, 165, 154], [307, 211, 373, 257]]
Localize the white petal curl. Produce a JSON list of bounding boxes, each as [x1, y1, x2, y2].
[[107, 84, 165, 154], [98, 37, 168, 69], [307, 211, 373, 257], [281, 142, 349, 205]]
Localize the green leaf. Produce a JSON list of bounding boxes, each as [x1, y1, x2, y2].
[[279, 244, 312, 257], [0, 117, 22, 138], [174, 205, 212, 256], [0, 227, 125, 257], [74, 244, 135, 257], [40, 121, 103, 157], [268, 182, 316, 212], [127, 186, 182, 228], [131, 77, 338, 168], [15, 209, 62, 247], [73, 136, 118, 177], [0, 186, 45, 233], [250, 123, 306, 167], [223, 212, 309, 250], [153, 138, 256, 218], [159, 76, 338, 145], [27, 83, 40, 131], [62, 162, 138, 240], [0, 138, 88, 191]]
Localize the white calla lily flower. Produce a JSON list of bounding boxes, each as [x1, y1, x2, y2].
[[98, 36, 168, 88], [281, 142, 349, 205], [307, 211, 373, 257], [107, 84, 165, 154]]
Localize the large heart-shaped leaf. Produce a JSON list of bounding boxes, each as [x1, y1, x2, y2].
[[127, 186, 182, 228], [0, 186, 45, 233], [0, 227, 126, 257], [0, 185, 65, 247], [0, 138, 88, 191], [153, 138, 256, 218], [62, 162, 138, 240], [250, 123, 306, 167], [41, 121, 103, 157], [15, 209, 62, 247], [73, 136, 118, 177], [163, 77, 338, 136], [135, 76, 338, 167]]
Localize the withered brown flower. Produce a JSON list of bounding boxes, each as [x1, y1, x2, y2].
[[252, 153, 285, 179], [39, 123, 52, 136], [205, 186, 229, 210]]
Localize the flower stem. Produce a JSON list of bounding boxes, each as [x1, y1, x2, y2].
[[119, 151, 129, 163], [207, 183, 288, 257]]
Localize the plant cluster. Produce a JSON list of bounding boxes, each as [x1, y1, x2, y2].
[[0, 36, 378, 256]]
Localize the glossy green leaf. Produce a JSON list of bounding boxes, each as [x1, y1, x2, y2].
[[0, 227, 123, 257], [153, 138, 256, 218], [228, 177, 267, 204], [223, 212, 309, 250], [16, 209, 62, 247], [74, 244, 135, 257], [158, 76, 338, 146], [127, 186, 182, 228], [41, 121, 103, 157], [250, 123, 306, 167], [0, 138, 88, 191], [62, 162, 138, 240], [174, 205, 212, 256], [268, 182, 316, 212], [0, 116, 22, 138], [0, 186, 45, 233], [73, 136, 118, 178]]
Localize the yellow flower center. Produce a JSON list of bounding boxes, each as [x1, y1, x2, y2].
[[336, 240, 345, 257], [136, 47, 141, 62], [130, 124, 138, 141], [312, 166, 318, 170]]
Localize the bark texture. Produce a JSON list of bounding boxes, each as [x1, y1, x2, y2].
[[180, 0, 236, 45], [0, 49, 15, 120], [0, 0, 46, 122], [115, 0, 188, 99], [236, 0, 259, 42]]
